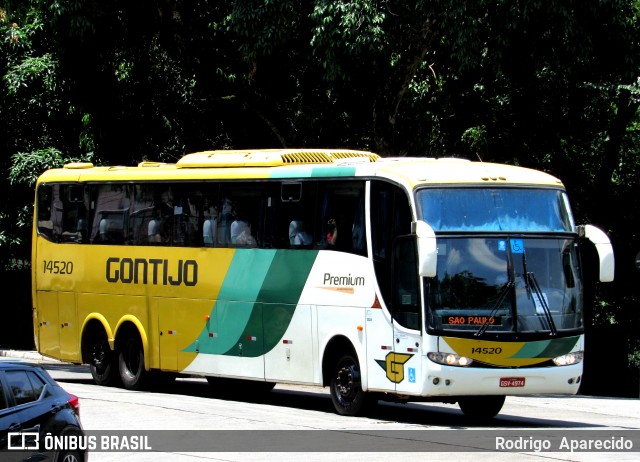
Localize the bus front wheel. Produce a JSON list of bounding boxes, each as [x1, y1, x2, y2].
[[329, 353, 367, 416], [458, 395, 505, 420], [118, 333, 147, 390]]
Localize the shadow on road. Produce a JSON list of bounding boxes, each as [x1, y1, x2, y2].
[[47, 363, 601, 430]]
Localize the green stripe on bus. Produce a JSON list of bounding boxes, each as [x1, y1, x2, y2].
[[182, 249, 276, 355], [235, 250, 318, 356], [509, 336, 579, 359], [183, 249, 318, 357], [270, 166, 356, 178]]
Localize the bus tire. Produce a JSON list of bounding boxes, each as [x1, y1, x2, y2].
[[329, 352, 367, 416], [458, 395, 505, 420], [87, 330, 118, 386], [118, 332, 147, 390]]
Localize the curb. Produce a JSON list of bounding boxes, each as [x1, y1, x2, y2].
[[0, 349, 62, 363]]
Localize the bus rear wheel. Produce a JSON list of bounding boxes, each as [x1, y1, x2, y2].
[[88, 331, 118, 386], [458, 395, 505, 420], [329, 353, 367, 416], [118, 333, 147, 390]]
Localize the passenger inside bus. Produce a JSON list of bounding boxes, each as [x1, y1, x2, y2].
[[289, 220, 313, 247], [203, 204, 218, 247], [326, 218, 338, 246], [231, 209, 256, 246]]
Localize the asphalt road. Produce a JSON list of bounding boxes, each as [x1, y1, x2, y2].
[[3, 351, 639, 461]]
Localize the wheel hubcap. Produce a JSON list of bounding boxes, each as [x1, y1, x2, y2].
[[336, 365, 355, 397], [92, 343, 106, 369]]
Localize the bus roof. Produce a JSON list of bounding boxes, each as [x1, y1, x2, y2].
[[36, 149, 564, 188]]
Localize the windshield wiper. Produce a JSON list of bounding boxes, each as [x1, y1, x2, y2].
[[475, 280, 514, 337], [520, 247, 557, 336], [526, 271, 558, 336]]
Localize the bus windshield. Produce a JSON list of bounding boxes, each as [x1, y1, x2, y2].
[[417, 187, 575, 232], [417, 187, 582, 336], [424, 236, 583, 335]]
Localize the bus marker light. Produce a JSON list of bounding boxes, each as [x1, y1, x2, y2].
[[283, 340, 292, 344], [357, 325, 363, 331], [247, 336, 257, 341], [381, 345, 392, 350], [204, 315, 210, 321]]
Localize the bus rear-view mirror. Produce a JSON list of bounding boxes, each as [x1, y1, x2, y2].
[[414, 220, 437, 278]]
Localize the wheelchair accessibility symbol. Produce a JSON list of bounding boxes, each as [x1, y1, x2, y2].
[[511, 239, 524, 254]]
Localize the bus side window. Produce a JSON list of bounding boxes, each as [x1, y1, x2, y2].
[[36, 184, 55, 242], [371, 180, 412, 311], [60, 185, 88, 243], [90, 184, 129, 244], [130, 184, 155, 245], [218, 182, 264, 248], [392, 236, 421, 330], [38, 184, 88, 243], [318, 181, 366, 255]]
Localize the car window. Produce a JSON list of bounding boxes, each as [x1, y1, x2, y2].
[[5, 370, 45, 406], [0, 377, 7, 410], [26, 371, 46, 400]]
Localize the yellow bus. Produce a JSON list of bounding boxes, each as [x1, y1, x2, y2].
[[32, 149, 614, 418]]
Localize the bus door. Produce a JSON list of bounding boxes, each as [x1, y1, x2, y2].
[[390, 236, 423, 395]]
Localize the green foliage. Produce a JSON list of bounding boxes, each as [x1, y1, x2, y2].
[[4, 53, 56, 94], [310, 0, 386, 80], [9, 148, 66, 188]]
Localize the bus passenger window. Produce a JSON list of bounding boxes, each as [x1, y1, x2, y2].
[[90, 184, 129, 244], [318, 181, 366, 255], [218, 182, 265, 248], [36, 184, 55, 241], [392, 236, 421, 330], [231, 211, 256, 247]]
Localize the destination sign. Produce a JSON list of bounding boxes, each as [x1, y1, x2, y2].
[[443, 316, 501, 326]]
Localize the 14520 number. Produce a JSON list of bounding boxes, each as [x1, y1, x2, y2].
[[43, 260, 74, 274]]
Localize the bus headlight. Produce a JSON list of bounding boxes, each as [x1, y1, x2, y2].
[[552, 351, 584, 366], [427, 352, 473, 367]]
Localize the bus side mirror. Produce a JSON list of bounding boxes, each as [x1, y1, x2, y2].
[[413, 220, 437, 277], [578, 224, 615, 282]]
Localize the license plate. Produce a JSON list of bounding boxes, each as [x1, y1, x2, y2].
[[500, 377, 525, 387]]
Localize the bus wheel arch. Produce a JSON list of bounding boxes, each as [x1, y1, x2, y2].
[[81, 318, 119, 386], [115, 321, 148, 390], [322, 336, 368, 416]]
